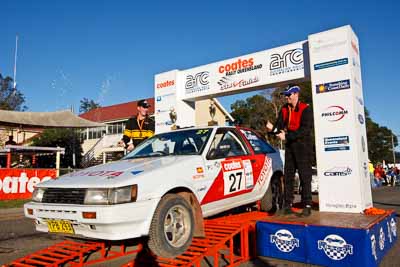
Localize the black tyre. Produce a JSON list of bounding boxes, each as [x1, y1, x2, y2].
[[261, 172, 283, 212], [148, 194, 194, 258]]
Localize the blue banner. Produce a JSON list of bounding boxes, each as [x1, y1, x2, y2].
[[256, 212, 397, 267]]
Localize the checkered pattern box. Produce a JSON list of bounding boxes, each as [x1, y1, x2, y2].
[[307, 225, 365, 266], [257, 221, 307, 263]]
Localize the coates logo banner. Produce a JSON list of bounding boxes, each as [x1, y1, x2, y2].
[[269, 48, 303, 76], [218, 57, 262, 76], [156, 80, 175, 89], [218, 76, 259, 91], [185, 71, 209, 95], [222, 159, 243, 172], [0, 169, 56, 200], [316, 79, 350, 94], [321, 105, 348, 122]]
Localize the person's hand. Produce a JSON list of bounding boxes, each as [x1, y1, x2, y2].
[[276, 130, 285, 141], [117, 140, 125, 147], [266, 121, 274, 132], [127, 144, 134, 152]]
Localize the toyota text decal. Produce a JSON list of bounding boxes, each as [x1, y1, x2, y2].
[[321, 106, 348, 122]]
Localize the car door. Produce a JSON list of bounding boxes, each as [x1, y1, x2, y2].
[[200, 128, 261, 216]]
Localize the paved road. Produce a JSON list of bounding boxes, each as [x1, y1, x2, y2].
[[0, 186, 399, 266]]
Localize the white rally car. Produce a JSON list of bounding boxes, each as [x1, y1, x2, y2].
[[25, 126, 283, 257]]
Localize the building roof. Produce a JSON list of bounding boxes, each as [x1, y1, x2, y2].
[[0, 110, 105, 128], [79, 98, 155, 123]]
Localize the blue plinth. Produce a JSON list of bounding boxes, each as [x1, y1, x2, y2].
[[257, 211, 397, 267]]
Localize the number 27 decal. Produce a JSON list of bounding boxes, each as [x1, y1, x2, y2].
[[223, 170, 245, 195]]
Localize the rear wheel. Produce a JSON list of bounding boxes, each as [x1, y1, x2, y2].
[[260, 172, 283, 212], [148, 194, 194, 258]]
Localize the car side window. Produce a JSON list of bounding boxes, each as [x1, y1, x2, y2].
[[207, 129, 248, 160], [240, 129, 276, 154]]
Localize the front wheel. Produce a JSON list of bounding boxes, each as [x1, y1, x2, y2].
[[148, 194, 194, 258]]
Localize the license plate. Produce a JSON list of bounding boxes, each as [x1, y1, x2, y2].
[[47, 220, 75, 234]]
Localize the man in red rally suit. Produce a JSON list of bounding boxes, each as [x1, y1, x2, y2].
[[267, 85, 313, 217]]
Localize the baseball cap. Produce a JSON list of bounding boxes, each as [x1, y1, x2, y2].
[[281, 85, 300, 96], [137, 99, 151, 108]]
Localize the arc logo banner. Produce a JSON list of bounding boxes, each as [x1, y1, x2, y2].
[[0, 169, 56, 200]]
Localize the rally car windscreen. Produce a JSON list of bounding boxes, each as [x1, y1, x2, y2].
[[123, 128, 212, 159]]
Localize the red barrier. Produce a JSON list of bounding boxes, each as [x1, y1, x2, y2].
[[0, 169, 56, 200]]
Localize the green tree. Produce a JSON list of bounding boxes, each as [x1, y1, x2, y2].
[[31, 128, 83, 168], [79, 98, 101, 114], [0, 74, 27, 111], [365, 109, 398, 164]]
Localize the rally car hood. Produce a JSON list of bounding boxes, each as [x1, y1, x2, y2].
[[37, 156, 201, 188]]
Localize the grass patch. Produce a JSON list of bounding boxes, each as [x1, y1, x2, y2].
[[0, 199, 30, 208]]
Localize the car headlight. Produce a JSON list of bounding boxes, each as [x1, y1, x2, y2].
[[32, 188, 45, 202], [84, 185, 137, 205]]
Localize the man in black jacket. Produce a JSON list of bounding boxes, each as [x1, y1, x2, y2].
[[267, 85, 313, 217], [118, 99, 155, 152]]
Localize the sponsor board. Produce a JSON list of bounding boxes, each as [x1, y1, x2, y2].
[[324, 167, 352, 176], [269, 48, 304, 76], [316, 79, 350, 94], [324, 136, 350, 152], [185, 71, 210, 95], [321, 106, 348, 122], [314, 58, 348, 70], [0, 169, 56, 200]]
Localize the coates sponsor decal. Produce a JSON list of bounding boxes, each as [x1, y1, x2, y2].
[[316, 79, 350, 94], [218, 57, 262, 76], [321, 106, 348, 122], [314, 58, 348, 70], [0, 169, 56, 200], [218, 76, 259, 91], [269, 48, 303, 76], [185, 71, 209, 95], [318, 234, 353, 260], [323, 167, 352, 176], [68, 170, 123, 177], [222, 159, 243, 172], [324, 136, 350, 152], [351, 41, 359, 55], [156, 80, 175, 89]]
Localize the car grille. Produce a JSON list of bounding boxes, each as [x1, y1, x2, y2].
[[42, 188, 86, 204]]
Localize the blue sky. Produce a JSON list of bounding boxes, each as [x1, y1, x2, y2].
[[0, 0, 398, 142]]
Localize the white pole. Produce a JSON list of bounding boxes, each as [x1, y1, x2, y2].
[[13, 35, 18, 88], [56, 149, 61, 177]]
